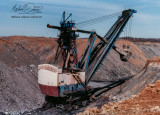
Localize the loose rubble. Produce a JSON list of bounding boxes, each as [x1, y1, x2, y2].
[[0, 61, 45, 114], [79, 80, 160, 115]]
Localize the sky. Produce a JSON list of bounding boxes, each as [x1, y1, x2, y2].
[[0, 0, 160, 38]]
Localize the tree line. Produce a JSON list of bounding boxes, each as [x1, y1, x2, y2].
[[120, 37, 160, 43]]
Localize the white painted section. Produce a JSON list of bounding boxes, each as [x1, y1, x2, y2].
[[78, 72, 85, 82], [59, 73, 73, 86], [38, 64, 86, 87], [58, 72, 85, 86], [38, 69, 58, 86], [38, 64, 62, 73]]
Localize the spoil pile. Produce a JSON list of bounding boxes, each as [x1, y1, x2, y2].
[[88, 39, 147, 81], [0, 61, 45, 114], [0, 36, 57, 67]]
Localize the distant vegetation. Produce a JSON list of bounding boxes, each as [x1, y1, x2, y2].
[[120, 37, 160, 42]]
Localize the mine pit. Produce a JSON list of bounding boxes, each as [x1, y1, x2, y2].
[[0, 36, 160, 115]]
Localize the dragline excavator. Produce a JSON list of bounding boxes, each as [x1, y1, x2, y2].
[[38, 9, 137, 110]]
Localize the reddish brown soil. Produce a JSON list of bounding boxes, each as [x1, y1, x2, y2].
[[0, 36, 57, 67], [0, 36, 146, 68], [79, 80, 160, 115]]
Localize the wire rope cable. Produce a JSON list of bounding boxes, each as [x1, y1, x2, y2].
[[76, 12, 121, 27]]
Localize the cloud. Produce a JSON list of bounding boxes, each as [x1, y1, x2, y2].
[[13, 0, 123, 13], [4, 0, 160, 38]]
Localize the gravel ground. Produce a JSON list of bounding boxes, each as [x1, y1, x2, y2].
[[0, 61, 45, 114]]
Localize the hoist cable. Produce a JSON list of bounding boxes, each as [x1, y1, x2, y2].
[[77, 13, 120, 25], [76, 12, 121, 27], [77, 15, 119, 27], [76, 14, 120, 27], [76, 12, 120, 24]]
